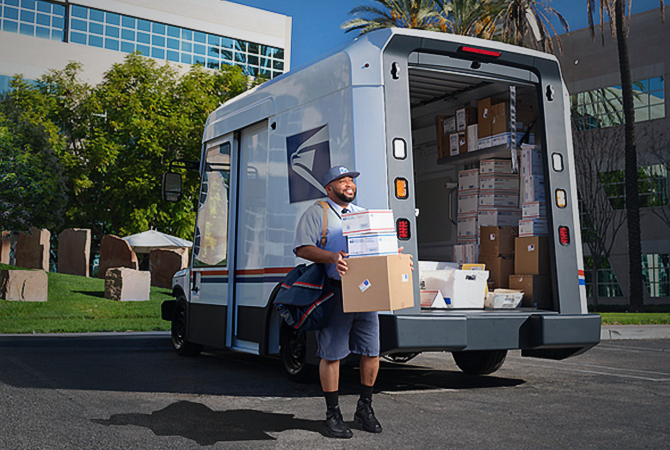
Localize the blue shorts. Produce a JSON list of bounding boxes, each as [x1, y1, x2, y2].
[[316, 282, 380, 361]]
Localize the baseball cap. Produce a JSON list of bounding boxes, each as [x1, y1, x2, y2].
[[321, 166, 360, 188]]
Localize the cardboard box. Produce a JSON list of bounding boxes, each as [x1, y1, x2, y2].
[[523, 175, 546, 202], [521, 145, 543, 176], [420, 289, 448, 308], [422, 269, 489, 308], [457, 214, 478, 239], [490, 102, 535, 135], [453, 243, 480, 265], [342, 254, 414, 312], [449, 133, 460, 157], [479, 174, 520, 191], [509, 274, 552, 308], [478, 191, 520, 208], [467, 124, 478, 152], [342, 210, 395, 236], [478, 136, 492, 149], [458, 133, 468, 154], [478, 208, 521, 227], [478, 97, 504, 138], [519, 218, 549, 237], [478, 254, 514, 288], [436, 115, 456, 158], [514, 236, 550, 275], [485, 289, 524, 308], [490, 131, 534, 148], [479, 226, 518, 256], [347, 233, 399, 257], [480, 158, 512, 174], [522, 201, 547, 219], [458, 169, 479, 191], [456, 106, 478, 131], [458, 192, 479, 214]]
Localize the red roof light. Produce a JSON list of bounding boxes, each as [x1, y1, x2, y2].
[[459, 46, 501, 58]]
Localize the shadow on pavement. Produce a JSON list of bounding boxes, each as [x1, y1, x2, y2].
[[92, 401, 327, 445]]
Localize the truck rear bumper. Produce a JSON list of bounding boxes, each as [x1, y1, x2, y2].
[[379, 310, 601, 357]]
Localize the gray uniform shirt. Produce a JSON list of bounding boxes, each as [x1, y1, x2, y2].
[[293, 198, 365, 280]]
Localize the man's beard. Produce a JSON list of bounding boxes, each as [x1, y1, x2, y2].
[[335, 190, 356, 203]]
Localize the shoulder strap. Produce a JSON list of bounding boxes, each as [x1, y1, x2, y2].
[[315, 201, 328, 248]]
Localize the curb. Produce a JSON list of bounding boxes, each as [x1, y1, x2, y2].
[[601, 325, 670, 340]]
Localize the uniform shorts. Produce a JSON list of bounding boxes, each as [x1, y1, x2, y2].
[[316, 281, 380, 361]]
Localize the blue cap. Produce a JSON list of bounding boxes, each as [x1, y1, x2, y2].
[[321, 166, 360, 188]]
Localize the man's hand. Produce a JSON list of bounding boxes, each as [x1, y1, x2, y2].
[[332, 250, 349, 276], [398, 246, 415, 271]]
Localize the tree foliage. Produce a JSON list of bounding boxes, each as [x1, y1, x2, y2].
[[0, 54, 256, 241]]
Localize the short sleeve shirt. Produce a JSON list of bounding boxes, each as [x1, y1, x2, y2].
[[293, 198, 365, 280]]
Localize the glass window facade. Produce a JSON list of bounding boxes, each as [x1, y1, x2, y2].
[[571, 77, 665, 131], [599, 164, 668, 210], [0, 0, 65, 41], [0, 1, 285, 78], [642, 254, 670, 297], [584, 256, 624, 298]]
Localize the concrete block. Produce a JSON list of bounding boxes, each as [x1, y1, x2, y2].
[[0, 269, 48, 302], [98, 235, 139, 279], [104, 268, 150, 301], [149, 248, 188, 289], [58, 229, 91, 277], [15, 228, 50, 271], [1, 231, 10, 264]]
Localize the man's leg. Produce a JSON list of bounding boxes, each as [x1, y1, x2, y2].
[[320, 358, 340, 392], [359, 354, 379, 386], [320, 358, 352, 438]]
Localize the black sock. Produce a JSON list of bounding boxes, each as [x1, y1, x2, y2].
[[359, 384, 374, 401], [324, 391, 339, 409]]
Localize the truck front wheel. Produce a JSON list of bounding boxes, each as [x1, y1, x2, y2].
[[452, 350, 507, 375], [171, 295, 204, 357]]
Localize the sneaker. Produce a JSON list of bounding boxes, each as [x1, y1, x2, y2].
[[325, 406, 353, 439], [354, 397, 382, 433]]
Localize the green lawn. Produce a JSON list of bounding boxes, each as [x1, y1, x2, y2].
[[599, 312, 670, 325], [0, 264, 172, 334]]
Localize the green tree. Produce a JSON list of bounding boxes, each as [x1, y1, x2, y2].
[[0, 78, 68, 231], [587, 1, 665, 312], [342, 0, 443, 34], [494, 0, 569, 53], [435, 0, 501, 38]]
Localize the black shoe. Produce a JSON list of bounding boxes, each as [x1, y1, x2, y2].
[[325, 406, 353, 439], [354, 397, 382, 433]]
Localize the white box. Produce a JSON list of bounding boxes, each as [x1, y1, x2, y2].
[[523, 175, 546, 202], [457, 214, 478, 238], [522, 201, 547, 219], [485, 289, 524, 308], [478, 208, 522, 227], [458, 169, 479, 191], [443, 116, 456, 135], [467, 124, 478, 152], [479, 174, 520, 191], [478, 192, 520, 208], [347, 233, 399, 257], [490, 131, 534, 147], [449, 133, 460, 156], [342, 210, 395, 236], [521, 145, 543, 176], [453, 243, 480, 265], [422, 269, 489, 308], [480, 159, 512, 174], [519, 218, 549, 237], [458, 193, 479, 214], [477, 137, 492, 149]]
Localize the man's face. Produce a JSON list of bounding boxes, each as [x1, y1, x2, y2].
[[327, 176, 356, 203]]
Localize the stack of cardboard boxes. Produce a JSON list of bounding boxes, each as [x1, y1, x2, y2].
[[477, 98, 535, 150], [477, 159, 521, 237], [436, 106, 478, 158], [454, 168, 479, 264], [478, 226, 517, 290], [519, 145, 548, 237]]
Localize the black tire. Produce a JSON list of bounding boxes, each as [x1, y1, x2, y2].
[[452, 350, 507, 375], [279, 323, 318, 383], [171, 295, 204, 357]]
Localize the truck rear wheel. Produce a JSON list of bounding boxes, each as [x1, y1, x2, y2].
[[279, 323, 318, 383], [452, 350, 507, 375], [171, 295, 204, 357]]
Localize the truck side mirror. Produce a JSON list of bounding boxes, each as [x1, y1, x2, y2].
[[162, 172, 183, 202]]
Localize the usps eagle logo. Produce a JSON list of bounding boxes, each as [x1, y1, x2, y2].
[[286, 125, 331, 204]]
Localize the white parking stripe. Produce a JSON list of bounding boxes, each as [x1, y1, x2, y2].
[[507, 357, 670, 382]]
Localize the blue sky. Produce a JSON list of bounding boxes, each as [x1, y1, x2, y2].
[[231, 0, 664, 68]]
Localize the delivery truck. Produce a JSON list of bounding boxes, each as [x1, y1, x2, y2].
[[160, 28, 601, 381]]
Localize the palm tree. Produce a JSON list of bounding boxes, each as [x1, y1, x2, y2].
[[342, 0, 443, 35], [435, 0, 501, 38], [494, 0, 569, 54], [587, 1, 664, 312]]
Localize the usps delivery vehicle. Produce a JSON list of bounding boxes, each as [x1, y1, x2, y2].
[[161, 28, 601, 381]]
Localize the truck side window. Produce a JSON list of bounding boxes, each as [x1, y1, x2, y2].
[[193, 141, 231, 267]]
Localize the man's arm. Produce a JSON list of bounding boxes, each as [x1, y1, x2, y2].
[[295, 245, 349, 276]]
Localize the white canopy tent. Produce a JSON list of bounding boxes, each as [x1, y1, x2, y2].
[[122, 230, 192, 254]]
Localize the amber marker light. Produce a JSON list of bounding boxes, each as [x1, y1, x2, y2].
[[395, 178, 408, 199], [556, 189, 567, 208]]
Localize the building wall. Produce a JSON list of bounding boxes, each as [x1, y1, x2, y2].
[[556, 9, 669, 305], [0, 0, 291, 86]]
